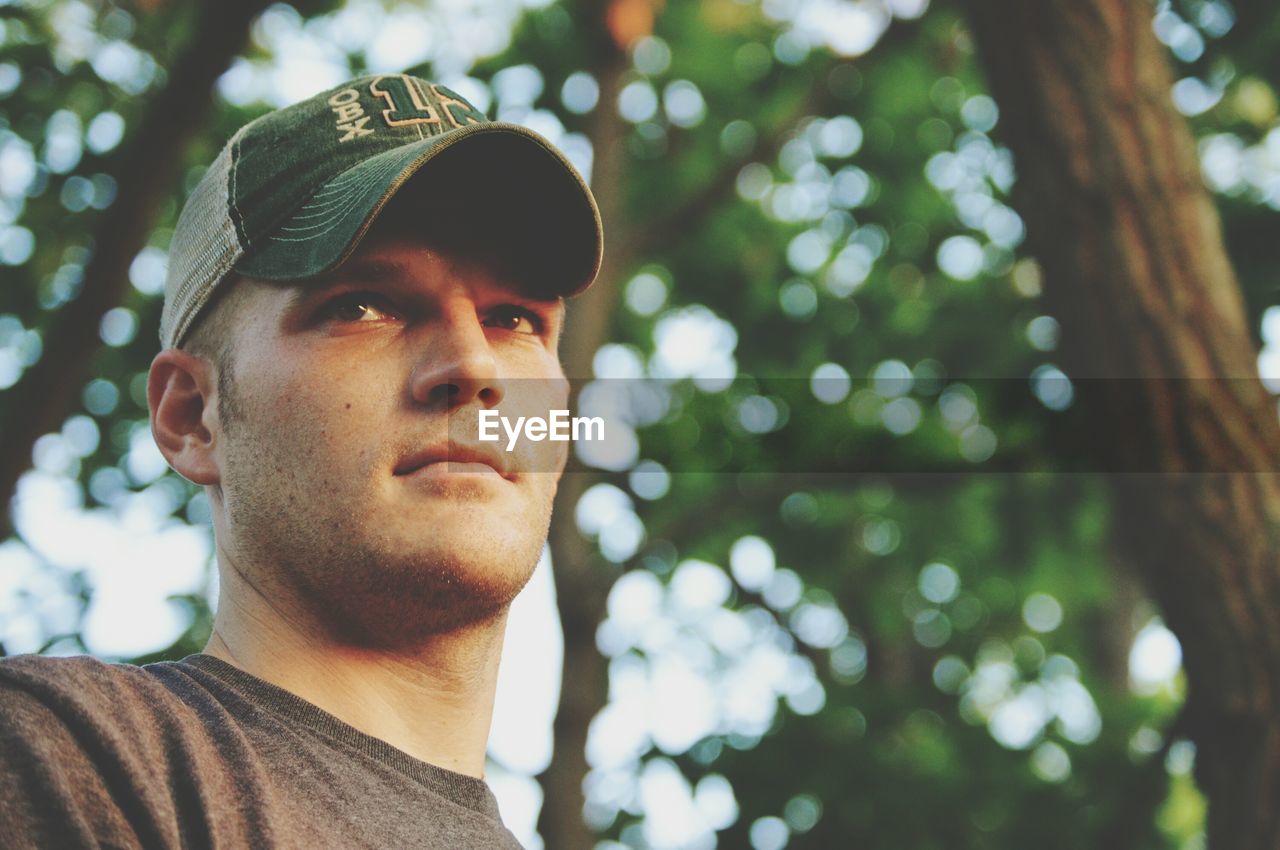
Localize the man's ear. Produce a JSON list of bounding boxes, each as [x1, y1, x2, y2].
[[147, 349, 221, 486]]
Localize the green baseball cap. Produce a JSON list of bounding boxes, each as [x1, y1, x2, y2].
[[160, 73, 603, 350]]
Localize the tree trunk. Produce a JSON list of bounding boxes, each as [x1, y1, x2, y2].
[[535, 2, 633, 848], [963, 1, 1280, 846], [0, 0, 274, 539]]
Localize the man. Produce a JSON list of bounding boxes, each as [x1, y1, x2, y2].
[[0, 73, 602, 848]]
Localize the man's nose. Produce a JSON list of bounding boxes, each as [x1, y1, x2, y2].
[[409, 310, 504, 410]]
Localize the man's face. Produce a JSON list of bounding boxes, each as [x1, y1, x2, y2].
[[207, 217, 570, 647]]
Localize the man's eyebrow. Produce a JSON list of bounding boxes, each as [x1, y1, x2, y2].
[[280, 259, 411, 311], [278, 259, 569, 312]]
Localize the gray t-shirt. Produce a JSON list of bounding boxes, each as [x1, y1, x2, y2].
[[0, 653, 523, 848]]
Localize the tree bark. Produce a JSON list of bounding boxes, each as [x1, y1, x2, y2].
[[963, 1, 1280, 847], [0, 0, 272, 538], [534, 2, 632, 848]]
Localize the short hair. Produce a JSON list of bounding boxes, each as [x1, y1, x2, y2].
[[179, 275, 250, 432]]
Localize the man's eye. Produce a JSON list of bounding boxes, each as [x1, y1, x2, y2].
[[324, 294, 394, 323], [486, 305, 542, 335]]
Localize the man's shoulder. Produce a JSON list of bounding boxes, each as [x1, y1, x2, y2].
[[0, 653, 167, 701], [0, 655, 239, 848], [0, 653, 194, 737], [2, 652, 148, 681]]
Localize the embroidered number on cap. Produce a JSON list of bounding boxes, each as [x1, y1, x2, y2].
[[432, 85, 485, 127], [371, 76, 444, 131], [369, 76, 486, 135]]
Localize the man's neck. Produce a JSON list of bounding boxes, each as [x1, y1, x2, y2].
[[203, 560, 508, 779]]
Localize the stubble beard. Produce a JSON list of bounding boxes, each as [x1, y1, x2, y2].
[[217, 406, 552, 650]]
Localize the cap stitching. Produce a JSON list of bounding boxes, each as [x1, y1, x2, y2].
[[292, 166, 371, 203], [281, 195, 372, 222], [269, 170, 388, 240], [279, 171, 388, 221], [227, 125, 250, 248]]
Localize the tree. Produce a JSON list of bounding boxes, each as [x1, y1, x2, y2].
[[964, 1, 1280, 846], [0, 0, 340, 541], [7, 0, 1277, 847]]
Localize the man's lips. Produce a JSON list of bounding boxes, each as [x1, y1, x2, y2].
[[393, 444, 512, 480]]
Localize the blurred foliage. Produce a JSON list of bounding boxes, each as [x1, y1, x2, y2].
[[4, 0, 1277, 847]]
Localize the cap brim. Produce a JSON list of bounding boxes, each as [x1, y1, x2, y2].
[[233, 123, 603, 297]]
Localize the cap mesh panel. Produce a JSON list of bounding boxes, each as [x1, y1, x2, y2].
[[160, 128, 247, 349]]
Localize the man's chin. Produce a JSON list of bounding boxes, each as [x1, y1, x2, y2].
[[293, 549, 538, 650]]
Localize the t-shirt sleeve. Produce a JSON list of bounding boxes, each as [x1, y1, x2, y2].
[[0, 679, 144, 849], [0, 655, 203, 850]]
